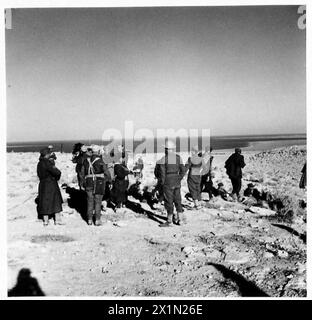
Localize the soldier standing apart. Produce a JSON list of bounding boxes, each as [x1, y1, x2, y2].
[[81, 145, 111, 226], [159, 140, 186, 227], [225, 147, 246, 201], [37, 147, 64, 226], [185, 146, 203, 209]]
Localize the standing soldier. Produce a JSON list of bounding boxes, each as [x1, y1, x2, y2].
[[225, 147, 246, 201], [158, 140, 186, 227], [81, 145, 111, 226], [153, 159, 164, 204], [72, 143, 87, 190], [37, 147, 64, 226], [200, 147, 214, 192], [185, 146, 203, 209], [110, 157, 130, 210]]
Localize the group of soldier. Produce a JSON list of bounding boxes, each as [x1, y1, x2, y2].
[[36, 141, 251, 227]]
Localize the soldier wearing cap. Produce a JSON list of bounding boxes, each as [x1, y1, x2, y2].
[[243, 183, 261, 200], [225, 148, 246, 200], [158, 140, 186, 227], [216, 182, 231, 201], [36, 147, 64, 226], [80, 145, 111, 226]]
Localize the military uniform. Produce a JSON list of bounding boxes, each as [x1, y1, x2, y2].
[[81, 153, 111, 225], [186, 153, 203, 202], [153, 160, 164, 203], [158, 150, 186, 226], [225, 149, 246, 198]]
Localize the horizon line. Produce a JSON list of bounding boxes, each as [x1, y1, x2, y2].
[[6, 132, 307, 145]]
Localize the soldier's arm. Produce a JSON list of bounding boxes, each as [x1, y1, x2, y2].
[[159, 164, 166, 185], [102, 162, 112, 182], [241, 156, 246, 168], [80, 160, 86, 187], [179, 157, 187, 178], [46, 162, 61, 180], [184, 157, 191, 172]]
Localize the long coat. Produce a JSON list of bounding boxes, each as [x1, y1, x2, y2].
[[110, 164, 130, 204], [186, 154, 202, 199], [37, 158, 63, 216], [225, 153, 246, 179]]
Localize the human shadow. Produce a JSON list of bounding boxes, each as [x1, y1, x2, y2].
[[8, 268, 45, 297], [207, 263, 269, 297], [62, 185, 88, 222], [125, 199, 166, 224], [272, 223, 306, 243]]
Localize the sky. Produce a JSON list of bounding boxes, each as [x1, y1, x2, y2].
[[5, 6, 306, 142]]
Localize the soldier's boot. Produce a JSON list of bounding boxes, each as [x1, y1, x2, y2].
[[173, 212, 182, 225], [194, 199, 202, 210], [43, 215, 49, 227], [54, 213, 65, 225], [95, 219, 103, 226], [159, 212, 174, 227], [159, 221, 174, 227]]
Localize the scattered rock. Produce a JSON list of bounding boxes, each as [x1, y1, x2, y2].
[[263, 252, 275, 259], [277, 250, 289, 259]]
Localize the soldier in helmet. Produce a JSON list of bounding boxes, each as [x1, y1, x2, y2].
[[158, 140, 186, 227]]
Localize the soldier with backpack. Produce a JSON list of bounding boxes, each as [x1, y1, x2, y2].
[[80, 145, 111, 226]]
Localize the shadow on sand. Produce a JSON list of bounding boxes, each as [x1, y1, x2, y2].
[[125, 199, 166, 224], [207, 263, 269, 297], [8, 268, 45, 297], [63, 185, 88, 222], [272, 223, 306, 243]]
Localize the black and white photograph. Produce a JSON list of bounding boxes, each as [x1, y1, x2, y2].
[[1, 1, 309, 300]]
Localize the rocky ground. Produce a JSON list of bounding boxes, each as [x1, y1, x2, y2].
[[7, 145, 307, 297]]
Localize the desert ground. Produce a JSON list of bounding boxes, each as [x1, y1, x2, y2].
[[7, 145, 307, 297]]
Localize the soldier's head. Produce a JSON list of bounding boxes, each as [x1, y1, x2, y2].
[[49, 152, 57, 160], [81, 145, 88, 153], [191, 145, 199, 155], [164, 140, 176, 154], [39, 147, 51, 159], [235, 148, 242, 154], [91, 145, 101, 155], [248, 183, 255, 189]]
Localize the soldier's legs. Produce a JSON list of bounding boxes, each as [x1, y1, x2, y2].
[[86, 191, 95, 221], [77, 173, 82, 190], [163, 185, 174, 223], [94, 194, 103, 222], [230, 178, 241, 197], [237, 178, 242, 196], [173, 187, 183, 223]]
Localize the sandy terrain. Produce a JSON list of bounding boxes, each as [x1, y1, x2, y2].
[[7, 145, 306, 297]]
